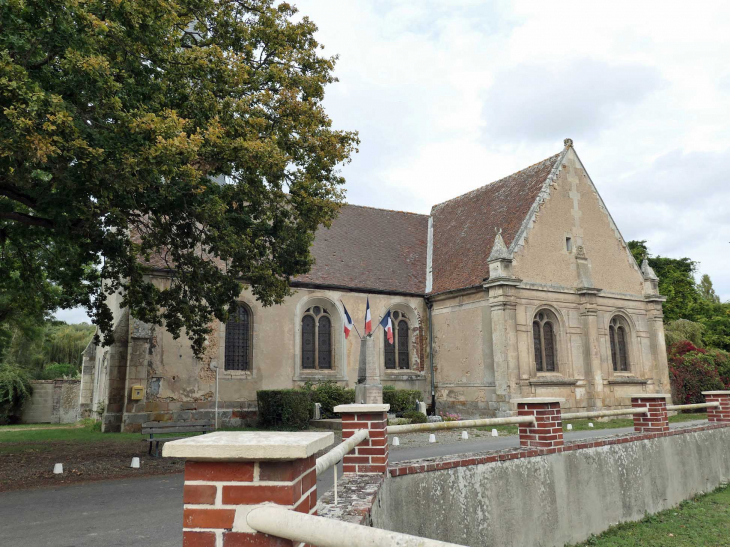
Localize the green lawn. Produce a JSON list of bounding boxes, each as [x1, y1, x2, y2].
[[569, 484, 730, 546]]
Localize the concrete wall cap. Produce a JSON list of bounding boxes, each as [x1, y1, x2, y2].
[[701, 391, 730, 395], [512, 398, 565, 404], [161, 431, 334, 461], [629, 394, 671, 399], [334, 404, 390, 413]]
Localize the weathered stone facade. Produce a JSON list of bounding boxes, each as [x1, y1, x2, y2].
[[80, 140, 671, 431]]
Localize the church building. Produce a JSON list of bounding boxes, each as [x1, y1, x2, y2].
[[79, 139, 671, 432]]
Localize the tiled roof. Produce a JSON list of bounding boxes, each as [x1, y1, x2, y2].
[[295, 204, 429, 294], [429, 152, 563, 294]]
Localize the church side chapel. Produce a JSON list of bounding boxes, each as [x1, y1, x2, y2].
[[80, 139, 671, 431]]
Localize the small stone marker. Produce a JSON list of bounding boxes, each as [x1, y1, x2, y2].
[[491, 429, 498, 437], [313, 402, 322, 420], [461, 431, 469, 440], [392, 436, 400, 446], [566, 424, 573, 431], [130, 457, 140, 469], [417, 401, 428, 415], [588, 423, 594, 428], [53, 463, 63, 474], [429, 433, 436, 443]]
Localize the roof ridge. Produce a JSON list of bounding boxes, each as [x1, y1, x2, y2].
[[343, 202, 429, 218], [430, 150, 563, 212]]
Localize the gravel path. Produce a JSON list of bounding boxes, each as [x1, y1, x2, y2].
[[388, 426, 511, 449]]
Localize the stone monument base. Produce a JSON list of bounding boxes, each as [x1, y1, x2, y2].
[[355, 383, 383, 405]]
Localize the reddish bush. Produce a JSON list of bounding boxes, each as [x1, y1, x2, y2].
[[707, 348, 730, 388], [669, 350, 724, 405], [667, 340, 706, 360]]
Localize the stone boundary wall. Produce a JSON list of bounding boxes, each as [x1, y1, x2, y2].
[[371, 422, 730, 547], [121, 401, 258, 432], [21, 380, 80, 424]]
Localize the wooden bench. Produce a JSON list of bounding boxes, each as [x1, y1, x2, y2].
[[142, 420, 214, 457]]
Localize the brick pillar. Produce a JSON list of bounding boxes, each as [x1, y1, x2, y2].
[[335, 403, 389, 474], [163, 430, 333, 547], [514, 398, 564, 453], [703, 391, 730, 423], [631, 394, 669, 433]]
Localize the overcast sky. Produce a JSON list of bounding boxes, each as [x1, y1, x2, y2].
[[55, 0, 730, 324]]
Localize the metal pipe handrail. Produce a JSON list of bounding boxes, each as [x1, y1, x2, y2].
[[387, 415, 536, 435], [315, 428, 369, 475], [245, 505, 468, 547], [562, 407, 648, 421], [667, 402, 719, 411]]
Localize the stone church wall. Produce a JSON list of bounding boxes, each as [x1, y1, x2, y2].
[[105, 275, 429, 431]]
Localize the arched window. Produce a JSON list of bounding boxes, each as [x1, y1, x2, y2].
[[301, 306, 332, 370], [225, 303, 252, 371], [533, 310, 558, 372], [609, 316, 630, 372], [385, 311, 410, 369]]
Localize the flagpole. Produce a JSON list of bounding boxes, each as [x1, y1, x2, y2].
[[340, 300, 364, 340]]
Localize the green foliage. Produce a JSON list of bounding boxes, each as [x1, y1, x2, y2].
[[664, 319, 704, 348], [402, 410, 427, 424], [667, 342, 725, 404], [699, 274, 721, 303], [35, 363, 77, 380], [0, 0, 358, 356], [382, 389, 421, 414], [1, 320, 94, 377], [0, 363, 33, 424], [627, 240, 703, 322], [301, 381, 354, 419], [256, 389, 311, 430]]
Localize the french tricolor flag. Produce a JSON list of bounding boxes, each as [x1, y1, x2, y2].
[[343, 304, 354, 339], [364, 298, 372, 335], [380, 311, 393, 345]]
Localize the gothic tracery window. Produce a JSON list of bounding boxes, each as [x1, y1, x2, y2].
[[533, 310, 558, 372], [225, 303, 252, 371], [609, 316, 630, 372], [302, 306, 332, 370], [384, 311, 410, 369]]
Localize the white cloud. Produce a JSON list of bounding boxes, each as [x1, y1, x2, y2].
[[291, 0, 730, 300], [54, 307, 91, 325]]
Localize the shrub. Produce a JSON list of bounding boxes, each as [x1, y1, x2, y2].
[[383, 388, 421, 414], [665, 319, 705, 348], [302, 381, 355, 419], [669, 350, 724, 405], [708, 348, 730, 388], [0, 364, 33, 425], [402, 410, 427, 424], [36, 363, 78, 380], [256, 389, 311, 430]]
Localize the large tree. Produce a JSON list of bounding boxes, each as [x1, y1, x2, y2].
[[0, 1, 358, 355]]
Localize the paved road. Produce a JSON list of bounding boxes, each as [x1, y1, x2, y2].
[[0, 422, 702, 547]]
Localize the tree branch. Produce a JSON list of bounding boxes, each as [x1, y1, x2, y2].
[[0, 211, 55, 229], [0, 183, 38, 209]]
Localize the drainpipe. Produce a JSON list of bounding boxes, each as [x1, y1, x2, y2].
[[427, 299, 436, 415]]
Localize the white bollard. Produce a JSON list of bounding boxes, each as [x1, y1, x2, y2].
[[429, 433, 436, 443], [566, 424, 573, 431], [588, 423, 594, 428], [392, 437, 400, 446], [130, 457, 141, 469], [53, 463, 63, 475], [491, 429, 498, 437], [461, 431, 469, 440]]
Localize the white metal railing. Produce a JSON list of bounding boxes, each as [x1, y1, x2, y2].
[[316, 429, 369, 475], [562, 407, 648, 421], [386, 415, 536, 435], [667, 402, 719, 411], [244, 505, 468, 547]]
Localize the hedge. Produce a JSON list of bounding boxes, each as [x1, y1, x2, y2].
[[668, 341, 725, 405], [0, 364, 33, 425], [302, 381, 355, 419], [382, 387, 421, 414], [256, 389, 311, 430]]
